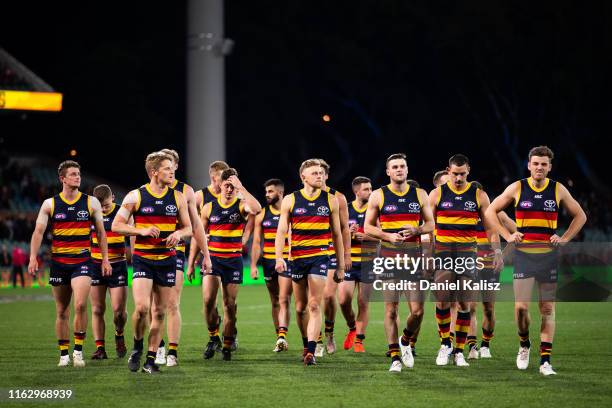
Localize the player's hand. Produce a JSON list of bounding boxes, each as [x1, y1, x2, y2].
[[333, 266, 345, 283], [227, 175, 244, 191], [27, 257, 38, 276], [493, 252, 504, 272], [164, 231, 182, 247], [140, 226, 160, 238], [275, 258, 287, 273], [400, 226, 420, 239], [386, 232, 406, 244], [250, 265, 259, 280], [344, 254, 352, 272], [187, 263, 195, 282], [202, 255, 213, 275], [102, 259, 112, 276], [506, 232, 524, 244], [550, 234, 567, 246], [353, 232, 366, 242], [349, 224, 359, 234]]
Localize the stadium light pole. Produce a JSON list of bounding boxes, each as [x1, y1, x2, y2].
[[186, 0, 227, 189]]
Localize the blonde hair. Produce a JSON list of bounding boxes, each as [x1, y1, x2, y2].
[[145, 152, 172, 176], [209, 160, 229, 174], [299, 159, 322, 176], [160, 148, 179, 164]]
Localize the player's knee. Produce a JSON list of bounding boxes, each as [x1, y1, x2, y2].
[[411, 307, 424, 320], [385, 307, 398, 321], [56, 308, 70, 321], [74, 300, 87, 315], [135, 303, 150, 319], [92, 304, 105, 317], [540, 304, 555, 318], [307, 300, 321, 315], [279, 295, 290, 308], [357, 299, 368, 311]]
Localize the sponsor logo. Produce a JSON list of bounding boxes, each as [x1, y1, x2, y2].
[[68, 206, 75, 211], [440, 201, 453, 208], [103, 217, 110, 223], [273, 216, 279, 221], [50, 277, 62, 283], [519, 201, 533, 209], [263, 220, 272, 227], [142, 206, 155, 213], [77, 210, 89, 218], [464, 201, 476, 210], [534, 194, 543, 199], [317, 206, 330, 216], [398, 199, 406, 203], [295, 208, 307, 215], [544, 200, 556, 209], [167, 272, 175, 278], [233, 271, 241, 277], [222, 210, 229, 215], [210, 216, 220, 223], [155, 200, 163, 205], [308, 202, 316, 206], [166, 205, 177, 213], [134, 271, 147, 277], [383, 205, 398, 212], [349, 219, 357, 226], [454, 196, 463, 200], [54, 213, 67, 220], [408, 202, 421, 211]]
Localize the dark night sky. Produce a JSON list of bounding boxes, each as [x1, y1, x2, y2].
[[1, 1, 610, 200]]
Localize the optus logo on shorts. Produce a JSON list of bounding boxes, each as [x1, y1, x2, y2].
[[383, 205, 398, 212], [519, 201, 533, 209]]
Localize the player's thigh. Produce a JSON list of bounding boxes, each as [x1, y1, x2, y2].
[[513, 276, 536, 303], [202, 275, 221, 304], [52, 285, 73, 313], [338, 280, 355, 305], [132, 278, 154, 308], [292, 278, 309, 308], [109, 286, 127, 312], [71, 276, 92, 304], [265, 277, 280, 300], [221, 283, 240, 308], [324, 268, 338, 295], [89, 285, 107, 309], [307, 275, 326, 304], [152, 284, 174, 311], [278, 275, 293, 299], [358, 282, 373, 304]]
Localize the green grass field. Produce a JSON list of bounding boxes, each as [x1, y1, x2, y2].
[[1, 285, 611, 407]]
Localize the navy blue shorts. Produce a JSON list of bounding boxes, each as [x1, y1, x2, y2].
[[132, 255, 176, 287], [91, 260, 128, 288], [204, 256, 243, 285], [262, 258, 292, 281], [291, 255, 329, 282], [329, 256, 338, 270], [49, 260, 92, 286], [175, 250, 186, 272], [513, 250, 559, 283]]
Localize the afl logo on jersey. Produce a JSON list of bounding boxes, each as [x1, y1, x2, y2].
[[544, 200, 556, 209], [210, 216, 220, 223], [142, 206, 154, 213], [520, 201, 533, 209], [295, 208, 307, 215], [440, 202, 453, 209], [54, 213, 67, 220], [77, 210, 89, 218], [408, 202, 420, 211], [317, 206, 330, 216], [383, 205, 398, 212], [464, 201, 476, 210], [263, 220, 272, 227], [165, 205, 177, 214]]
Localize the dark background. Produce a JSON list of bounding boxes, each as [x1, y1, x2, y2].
[[1, 1, 610, 203]]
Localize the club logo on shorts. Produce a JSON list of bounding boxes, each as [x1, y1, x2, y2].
[[165, 205, 177, 214], [295, 208, 307, 215], [77, 210, 89, 218], [464, 201, 476, 210], [166, 272, 175, 278], [408, 202, 421, 211], [210, 216, 220, 223], [383, 205, 398, 212], [317, 206, 330, 216], [440, 201, 453, 208], [520, 201, 533, 209], [263, 220, 272, 227], [544, 200, 556, 209], [54, 213, 67, 220], [142, 206, 155, 213]]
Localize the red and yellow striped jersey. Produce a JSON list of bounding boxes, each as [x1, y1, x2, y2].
[[207, 197, 246, 258], [348, 201, 375, 264], [289, 189, 332, 260], [378, 184, 422, 255], [133, 184, 180, 262], [50, 192, 92, 265], [475, 220, 494, 268], [91, 203, 126, 263], [515, 177, 558, 254], [435, 182, 480, 252], [261, 205, 289, 260]]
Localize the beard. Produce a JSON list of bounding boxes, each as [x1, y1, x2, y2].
[[266, 196, 279, 205]]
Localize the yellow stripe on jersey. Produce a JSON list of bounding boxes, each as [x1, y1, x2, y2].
[[516, 219, 558, 229], [292, 238, 330, 247], [53, 228, 91, 236], [435, 216, 479, 225], [435, 236, 476, 243], [134, 223, 177, 232], [210, 230, 243, 238]]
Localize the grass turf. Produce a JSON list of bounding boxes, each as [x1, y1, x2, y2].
[[0, 285, 611, 407]]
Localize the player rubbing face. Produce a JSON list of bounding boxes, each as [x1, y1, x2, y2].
[[447, 164, 470, 189], [153, 159, 175, 186], [301, 165, 324, 189], [386, 158, 408, 183], [265, 185, 282, 205], [60, 167, 81, 189], [354, 182, 372, 205], [220, 179, 237, 200], [528, 156, 552, 181]]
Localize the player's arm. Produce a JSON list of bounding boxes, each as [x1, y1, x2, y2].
[[230, 175, 262, 216], [417, 188, 435, 235], [166, 191, 192, 247], [112, 190, 159, 237], [28, 199, 52, 275], [90, 197, 112, 276], [336, 192, 352, 271], [195, 189, 204, 213], [125, 215, 134, 263], [274, 195, 292, 272], [499, 211, 517, 233], [242, 214, 255, 246], [184, 185, 210, 261], [553, 183, 587, 245], [188, 202, 211, 275], [484, 182, 523, 243], [250, 211, 265, 279], [329, 195, 345, 277], [365, 189, 400, 243], [478, 189, 503, 271]]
